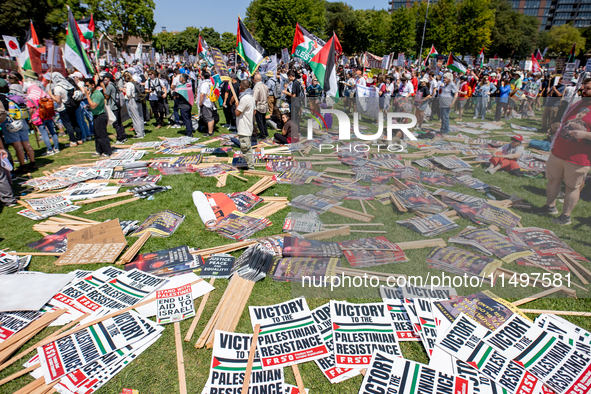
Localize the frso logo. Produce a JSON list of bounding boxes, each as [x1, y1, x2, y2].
[[306, 109, 418, 141]]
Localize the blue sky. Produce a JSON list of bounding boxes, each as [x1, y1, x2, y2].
[[153, 0, 388, 34]]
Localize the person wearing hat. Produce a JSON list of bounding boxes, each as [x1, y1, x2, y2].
[[485, 135, 524, 175]]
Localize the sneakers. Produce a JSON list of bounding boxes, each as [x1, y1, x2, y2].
[[229, 126, 237, 131], [114, 140, 124, 145], [91, 152, 101, 157], [41, 151, 55, 157], [100, 153, 111, 158], [70, 142, 78, 147], [538, 205, 559, 215], [485, 166, 497, 174], [133, 136, 145, 139], [552, 214, 571, 226], [172, 124, 181, 129]]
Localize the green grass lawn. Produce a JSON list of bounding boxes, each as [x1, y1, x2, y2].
[[1, 99, 590, 393]]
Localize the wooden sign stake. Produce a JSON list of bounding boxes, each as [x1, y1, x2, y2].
[[184, 278, 216, 342], [242, 324, 261, 393], [291, 364, 306, 394], [174, 322, 188, 394]]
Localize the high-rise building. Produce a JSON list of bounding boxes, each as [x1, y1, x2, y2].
[[388, 0, 591, 29]]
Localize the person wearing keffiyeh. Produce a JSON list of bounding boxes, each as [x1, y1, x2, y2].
[[175, 73, 194, 137]]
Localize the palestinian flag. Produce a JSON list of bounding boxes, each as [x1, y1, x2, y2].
[[64, 6, 94, 77], [446, 52, 467, 74], [309, 34, 338, 98], [236, 17, 267, 73], [77, 15, 95, 40], [291, 23, 326, 63], [423, 44, 437, 66], [198, 35, 213, 66], [477, 47, 485, 68], [567, 42, 576, 63], [531, 53, 541, 73], [535, 48, 543, 61], [18, 21, 40, 70]]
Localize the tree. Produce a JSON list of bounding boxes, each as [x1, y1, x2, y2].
[[390, 6, 417, 56], [489, 0, 539, 59], [366, 9, 391, 55], [245, 0, 326, 54], [456, 0, 494, 55], [325, 2, 357, 54], [219, 32, 237, 53], [548, 24, 586, 57], [514, 15, 539, 59], [86, 0, 156, 50], [0, 0, 86, 43], [582, 26, 591, 54], [151, 31, 177, 54], [425, 0, 458, 54]]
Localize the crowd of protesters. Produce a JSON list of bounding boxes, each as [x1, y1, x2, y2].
[[1, 56, 590, 224]]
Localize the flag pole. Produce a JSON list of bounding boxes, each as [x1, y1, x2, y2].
[[418, 0, 431, 69]]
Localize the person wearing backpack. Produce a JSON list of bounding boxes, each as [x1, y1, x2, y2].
[[198, 71, 216, 137], [47, 72, 83, 147], [145, 69, 167, 129], [26, 82, 59, 156], [122, 72, 145, 138], [266, 71, 279, 114]]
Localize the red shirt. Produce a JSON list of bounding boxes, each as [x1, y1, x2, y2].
[[552, 101, 591, 167], [411, 77, 418, 93], [459, 83, 471, 101]]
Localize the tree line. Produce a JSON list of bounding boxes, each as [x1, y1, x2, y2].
[[1, 0, 589, 60]]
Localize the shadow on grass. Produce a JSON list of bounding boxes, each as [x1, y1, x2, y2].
[[522, 185, 548, 197]]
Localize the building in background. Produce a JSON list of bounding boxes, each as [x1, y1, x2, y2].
[[388, 0, 591, 29]]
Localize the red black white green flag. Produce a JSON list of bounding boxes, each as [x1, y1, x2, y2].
[[567, 42, 576, 63], [236, 18, 267, 73], [309, 34, 339, 97], [65, 6, 94, 77]]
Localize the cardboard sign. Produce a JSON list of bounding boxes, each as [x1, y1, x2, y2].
[[330, 301, 401, 369], [210, 47, 230, 81], [310, 303, 360, 383], [156, 284, 195, 324], [397, 53, 405, 67], [249, 298, 329, 369], [282, 48, 290, 64], [55, 220, 127, 265]]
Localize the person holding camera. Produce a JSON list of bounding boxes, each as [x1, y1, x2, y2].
[[145, 70, 167, 129]]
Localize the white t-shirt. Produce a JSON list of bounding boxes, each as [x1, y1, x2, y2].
[[399, 81, 413, 97], [53, 85, 68, 112], [172, 75, 181, 90], [125, 82, 136, 100], [236, 95, 255, 137], [199, 80, 214, 109], [356, 77, 366, 87]]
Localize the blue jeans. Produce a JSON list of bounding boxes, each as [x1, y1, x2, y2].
[[440, 107, 451, 133], [38, 119, 59, 151], [76, 104, 91, 140]]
